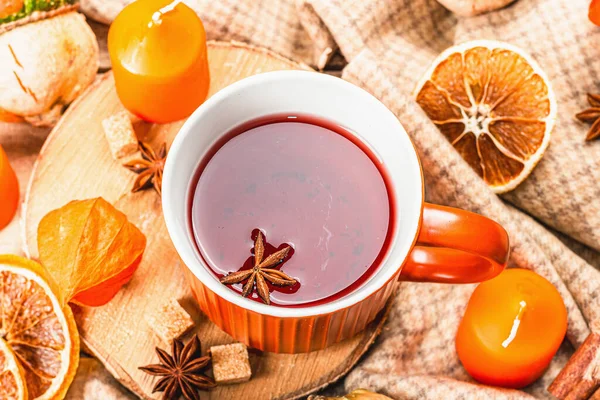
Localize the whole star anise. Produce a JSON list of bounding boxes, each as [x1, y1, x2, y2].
[[139, 335, 215, 400], [576, 93, 600, 141], [220, 230, 297, 305], [124, 141, 167, 195]]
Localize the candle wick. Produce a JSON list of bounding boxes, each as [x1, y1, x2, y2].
[[148, 0, 184, 28], [502, 300, 527, 348]]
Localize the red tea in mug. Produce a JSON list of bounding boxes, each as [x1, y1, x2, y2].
[[190, 114, 394, 306]]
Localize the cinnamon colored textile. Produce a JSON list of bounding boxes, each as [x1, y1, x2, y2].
[[2, 0, 600, 398]]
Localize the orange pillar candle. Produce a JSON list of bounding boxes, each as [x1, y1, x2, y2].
[[108, 0, 209, 123], [0, 145, 19, 229], [456, 269, 567, 388]]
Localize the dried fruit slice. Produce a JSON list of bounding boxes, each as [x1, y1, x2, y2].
[[0, 255, 79, 400], [0, 338, 27, 400], [415, 40, 556, 193]]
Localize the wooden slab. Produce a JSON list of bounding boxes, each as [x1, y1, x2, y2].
[[23, 41, 389, 400]]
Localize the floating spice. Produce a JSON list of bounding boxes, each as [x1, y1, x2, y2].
[[220, 230, 297, 305]]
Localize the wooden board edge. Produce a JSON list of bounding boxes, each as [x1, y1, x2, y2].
[[282, 301, 392, 400], [80, 334, 153, 400], [207, 40, 314, 71]]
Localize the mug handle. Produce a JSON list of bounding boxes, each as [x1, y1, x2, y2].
[[399, 203, 509, 284]]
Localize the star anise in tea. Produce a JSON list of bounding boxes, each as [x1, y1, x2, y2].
[[220, 230, 297, 305], [124, 141, 167, 195], [576, 93, 600, 141], [139, 335, 215, 400]]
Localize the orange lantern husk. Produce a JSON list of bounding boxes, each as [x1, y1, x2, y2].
[[37, 198, 147, 307]]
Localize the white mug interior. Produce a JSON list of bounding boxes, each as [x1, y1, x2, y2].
[[163, 70, 422, 318]]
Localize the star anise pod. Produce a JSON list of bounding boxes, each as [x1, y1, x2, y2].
[[139, 335, 215, 400], [220, 230, 297, 305], [576, 93, 600, 141], [123, 141, 167, 195]]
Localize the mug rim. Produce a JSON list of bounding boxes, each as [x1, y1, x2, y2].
[[163, 70, 423, 318]]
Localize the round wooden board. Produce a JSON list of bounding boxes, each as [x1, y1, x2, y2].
[[24, 41, 390, 400]]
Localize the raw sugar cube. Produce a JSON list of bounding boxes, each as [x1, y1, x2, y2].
[[145, 298, 195, 344], [210, 343, 252, 384], [102, 111, 138, 159]]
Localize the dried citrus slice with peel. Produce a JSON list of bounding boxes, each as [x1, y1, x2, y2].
[[415, 40, 556, 193], [0, 338, 28, 400], [0, 255, 79, 400]]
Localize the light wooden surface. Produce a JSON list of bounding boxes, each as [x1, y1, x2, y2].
[[24, 41, 388, 400]]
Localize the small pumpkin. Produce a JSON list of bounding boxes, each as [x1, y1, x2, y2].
[[309, 389, 393, 400], [0, 1, 98, 126]]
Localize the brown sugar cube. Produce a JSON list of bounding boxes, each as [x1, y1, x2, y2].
[[102, 111, 138, 160], [145, 298, 195, 344], [210, 343, 252, 384]]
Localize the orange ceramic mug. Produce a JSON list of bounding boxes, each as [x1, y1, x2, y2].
[[163, 71, 509, 353]]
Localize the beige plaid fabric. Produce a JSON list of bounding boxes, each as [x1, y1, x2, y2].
[[1, 0, 599, 398], [196, 1, 600, 397]]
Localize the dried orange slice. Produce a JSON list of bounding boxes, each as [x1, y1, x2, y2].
[[0, 255, 79, 400], [0, 338, 27, 400], [415, 40, 556, 193]]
